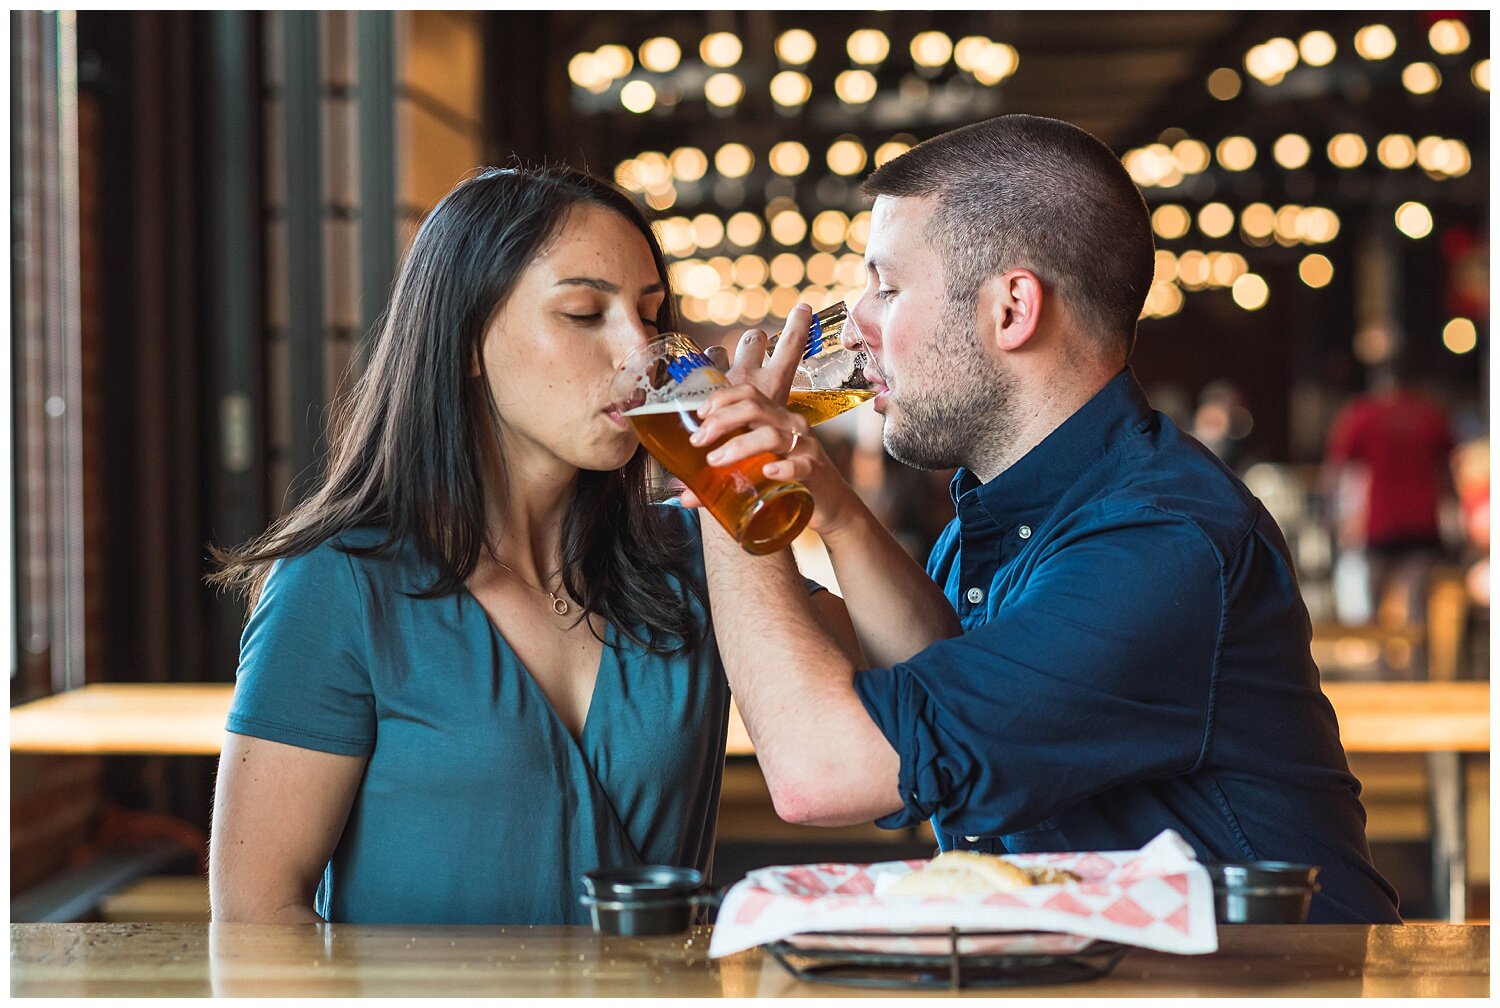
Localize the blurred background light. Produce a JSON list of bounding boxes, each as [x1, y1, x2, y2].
[[768, 140, 809, 176], [1327, 133, 1368, 168], [769, 209, 808, 245], [1207, 66, 1242, 99], [594, 44, 633, 79], [874, 139, 912, 168], [835, 68, 878, 104], [1198, 202, 1235, 238], [769, 70, 812, 106], [726, 212, 764, 249], [1355, 24, 1397, 60], [1273, 133, 1311, 169], [620, 80, 655, 113], [1299, 253, 1334, 288], [700, 32, 743, 68], [715, 142, 753, 178], [827, 138, 868, 176], [1403, 62, 1442, 95], [1151, 204, 1192, 240], [775, 28, 816, 64], [911, 30, 954, 68], [1443, 317, 1478, 354], [1217, 135, 1257, 170], [1394, 201, 1433, 239], [639, 36, 681, 73], [1298, 30, 1337, 67], [1377, 133, 1417, 168], [1429, 18, 1471, 55], [704, 72, 744, 107], [847, 28, 890, 65], [1232, 273, 1269, 310]]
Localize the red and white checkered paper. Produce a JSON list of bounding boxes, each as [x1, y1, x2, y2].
[[708, 828, 1218, 958]]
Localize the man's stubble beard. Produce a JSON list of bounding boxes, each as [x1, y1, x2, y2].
[[880, 300, 1017, 473]]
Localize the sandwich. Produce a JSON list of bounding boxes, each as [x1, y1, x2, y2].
[[884, 850, 1081, 897]]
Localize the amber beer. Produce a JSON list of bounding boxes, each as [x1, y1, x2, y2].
[[624, 400, 811, 555], [613, 335, 813, 555], [786, 388, 877, 426]]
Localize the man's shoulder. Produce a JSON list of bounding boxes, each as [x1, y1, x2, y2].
[[1086, 420, 1264, 561]]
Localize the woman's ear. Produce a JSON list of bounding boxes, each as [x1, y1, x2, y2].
[[977, 268, 1044, 353]]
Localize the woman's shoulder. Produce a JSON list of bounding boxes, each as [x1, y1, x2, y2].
[[265, 526, 415, 598]]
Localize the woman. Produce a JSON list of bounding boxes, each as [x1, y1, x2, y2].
[[207, 165, 854, 924]]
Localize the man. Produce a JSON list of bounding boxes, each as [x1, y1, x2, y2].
[[688, 114, 1399, 923], [1323, 354, 1455, 630]]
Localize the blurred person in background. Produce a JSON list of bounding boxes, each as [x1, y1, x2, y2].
[[685, 113, 1399, 923], [1322, 352, 1457, 630], [206, 165, 857, 925]]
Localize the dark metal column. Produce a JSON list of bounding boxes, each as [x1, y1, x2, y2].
[[202, 11, 265, 677], [356, 11, 396, 364], [281, 12, 326, 505]]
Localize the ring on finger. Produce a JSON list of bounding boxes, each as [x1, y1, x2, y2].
[[786, 430, 801, 454]]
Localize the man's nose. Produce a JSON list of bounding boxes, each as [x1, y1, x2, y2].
[[850, 292, 881, 351]]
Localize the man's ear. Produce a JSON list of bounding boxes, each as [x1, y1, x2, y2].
[[977, 268, 1044, 353]]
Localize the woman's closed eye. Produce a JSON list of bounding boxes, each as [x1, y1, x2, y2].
[[874, 287, 898, 302]]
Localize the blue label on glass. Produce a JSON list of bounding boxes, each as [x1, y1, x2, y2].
[[803, 315, 825, 360], [667, 351, 716, 383]]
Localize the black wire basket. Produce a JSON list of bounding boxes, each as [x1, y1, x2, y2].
[[762, 928, 1130, 990]]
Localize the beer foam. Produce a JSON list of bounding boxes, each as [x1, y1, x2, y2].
[[623, 398, 710, 417]]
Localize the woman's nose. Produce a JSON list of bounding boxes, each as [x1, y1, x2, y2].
[[612, 319, 657, 369]]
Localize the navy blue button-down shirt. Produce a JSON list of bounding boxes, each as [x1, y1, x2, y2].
[[854, 369, 1399, 923]]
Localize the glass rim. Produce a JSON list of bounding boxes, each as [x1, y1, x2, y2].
[[613, 331, 709, 376]]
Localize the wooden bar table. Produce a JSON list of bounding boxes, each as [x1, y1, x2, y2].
[[11, 682, 1487, 758], [9, 922, 1488, 997]]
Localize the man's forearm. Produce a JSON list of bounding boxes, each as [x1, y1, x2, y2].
[[701, 520, 901, 826], [819, 497, 962, 667]]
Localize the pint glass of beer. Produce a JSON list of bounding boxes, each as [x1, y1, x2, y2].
[[774, 302, 885, 426], [611, 333, 814, 555]]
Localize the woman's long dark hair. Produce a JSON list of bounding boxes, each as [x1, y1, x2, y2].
[[209, 165, 705, 655]]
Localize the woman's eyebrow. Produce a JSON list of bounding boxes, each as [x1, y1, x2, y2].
[[556, 277, 665, 296], [556, 276, 618, 292]]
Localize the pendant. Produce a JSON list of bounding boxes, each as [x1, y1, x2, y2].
[[549, 594, 570, 616]]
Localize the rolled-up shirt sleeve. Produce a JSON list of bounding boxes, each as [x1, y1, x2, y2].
[[854, 508, 1224, 837]]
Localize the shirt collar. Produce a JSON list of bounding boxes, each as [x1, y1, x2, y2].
[[948, 367, 1154, 526]]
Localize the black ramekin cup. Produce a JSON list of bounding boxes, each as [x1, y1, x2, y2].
[[1206, 861, 1321, 924], [580, 865, 721, 936]]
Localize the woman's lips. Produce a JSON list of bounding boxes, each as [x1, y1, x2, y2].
[[603, 406, 628, 430]]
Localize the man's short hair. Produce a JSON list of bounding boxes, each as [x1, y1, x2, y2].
[[862, 114, 1155, 361]]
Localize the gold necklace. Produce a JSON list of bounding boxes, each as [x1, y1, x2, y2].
[[493, 560, 571, 616]]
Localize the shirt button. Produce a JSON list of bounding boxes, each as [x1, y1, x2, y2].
[[1018, 525, 1032, 539], [966, 587, 984, 604], [964, 835, 980, 843]]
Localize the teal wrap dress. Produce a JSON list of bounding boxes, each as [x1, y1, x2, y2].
[[225, 510, 730, 924]]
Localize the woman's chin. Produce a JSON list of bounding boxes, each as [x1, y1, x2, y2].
[[577, 441, 641, 473]]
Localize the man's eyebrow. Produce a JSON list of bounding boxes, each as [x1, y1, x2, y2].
[[556, 277, 666, 295]]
